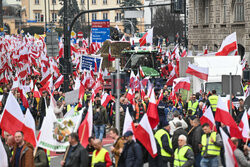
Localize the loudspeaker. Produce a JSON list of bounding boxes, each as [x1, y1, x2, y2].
[[222, 75, 243, 96], [243, 70, 250, 81]]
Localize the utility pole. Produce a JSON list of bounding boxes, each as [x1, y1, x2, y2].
[[44, 0, 47, 32], [0, 0, 3, 31], [87, 0, 90, 46], [63, 0, 71, 92], [184, 0, 187, 48]]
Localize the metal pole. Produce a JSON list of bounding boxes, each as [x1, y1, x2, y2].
[[229, 72, 232, 115], [44, 0, 47, 32], [184, 0, 187, 48], [115, 58, 120, 133], [48, 0, 51, 23], [0, 0, 2, 30], [63, 0, 70, 93], [87, 0, 90, 46]]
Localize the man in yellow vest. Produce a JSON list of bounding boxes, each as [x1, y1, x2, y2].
[[208, 90, 218, 113], [200, 123, 222, 167], [174, 135, 194, 167], [155, 121, 174, 166], [92, 139, 112, 167], [187, 94, 199, 115]]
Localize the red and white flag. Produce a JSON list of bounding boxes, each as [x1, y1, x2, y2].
[[23, 109, 37, 147], [147, 89, 159, 129], [139, 27, 153, 47], [18, 87, 29, 109], [173, 77, 190, 92], [33, 84, 41, 98], [157, 89, 163, 105], [215, 97, 238, 129], [186, 63, 209, 81], [108, 47, 115, 62], [40, 70, 52, 86], [238, 110, 250, 142], [133, 114, 157, 158], [219, 127, 238, 167], [0, 139, 8, 167], [216, 32, 237, 56], [166, 68, 177, 86], [181, 48, 187, 57], [126, 89, 135, 105], [101, 93, 111, 107], [79, 100, 93, 148], [139, 66, 145, 78], [200, 107, 217, 131], [204, 45, 208, 55], [54, 75, 64, 90], [123, 108, 134, 136]]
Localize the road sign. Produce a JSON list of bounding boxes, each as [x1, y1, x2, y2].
[[46, 32, 59, 57], [77, 31, 84, 38], [91, 20, 110, 43], [81, 55, 103, 72]]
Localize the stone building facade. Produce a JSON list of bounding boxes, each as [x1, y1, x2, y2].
[[188, 0, 250, 56]]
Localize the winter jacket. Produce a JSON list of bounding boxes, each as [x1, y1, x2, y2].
[[64, 143, 89, 167], [169, 117, 188, 135], [234, 148, 250, 167], [118, 140, 143, 167], [34, 148, 48, 167], [191, 125, 204, 154], [112, 137, 125, 167], [11, 142, 35, 167], [93, 105, 108, 125], [172, 127, 188, 151]]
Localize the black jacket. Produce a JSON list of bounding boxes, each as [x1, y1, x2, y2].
[[191, 125, 204, 154], [64, 143, 89, 167], [172, 127, 188, 151], [118, 141, 143, 167]]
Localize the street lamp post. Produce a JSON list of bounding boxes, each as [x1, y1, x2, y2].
[[122, 19, 135, 36]]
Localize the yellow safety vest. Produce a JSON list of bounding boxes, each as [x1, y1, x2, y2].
[[208, 95, 218, 112], [188, 101, 198, 115], [91, 148, 108, 167], [201, 132, 221, 156], [154, 129, 172, 157], [174, 145, 192, 167], [47, 150, 51, 165], [244, 85, 248, 91]]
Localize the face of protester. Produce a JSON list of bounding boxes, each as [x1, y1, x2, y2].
[[16, 92, 21, 98], [14, 132, 24, 146], [93, 141, 102, 150], [124, 135, 133, 143], [192, 96, 196, 101], [109, 131, 117, 139], [202, 126, 211, 134], [178, 138, 186, 148]]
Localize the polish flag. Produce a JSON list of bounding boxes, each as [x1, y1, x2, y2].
[[101, 93, 111, 107], [126, 89, 135, 105], [204, 45, 208, 55], [123, 108, 134, 135], [181, 48, 187, 57], [108, 47, 115, 62], [33, 67, 40, 76], [157, 89, 163, 105], [173, 77, 190, 92], [139, 66, 145, 78], [219, 127, 239, 167], [18, 87, 29, 109], [139, 27, 153, 47], [40, 70, 52, 86], [94, 59, 98, 72], [133, 114, 157, 158], [186, 63, 209, 81], [0, 139, 8, 167], [216, 32, 237, 56], [215, 97, 238, 129], [200, 107, 217, 131], [238, 111, 250, 142], [147, 89, 159, 129], [33, 84, 41, 98], [166, 68, 177, 86], [0, 92, 25, 139], [79, 100, 93, 148], [146, 80, 153, 98], [54, 75, 64, 89], [22, 109, 37, 147]]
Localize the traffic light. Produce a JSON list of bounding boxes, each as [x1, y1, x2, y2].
[[171, 0, 185, 14], [41, 15, 44, 22]]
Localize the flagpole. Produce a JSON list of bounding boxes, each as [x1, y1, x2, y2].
[[80, 124, 86, 144]]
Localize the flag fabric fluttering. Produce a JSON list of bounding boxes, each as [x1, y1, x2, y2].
[[139, 27, 153, 47], [216, 32, 237, 56], [186, 63, 209, 81]]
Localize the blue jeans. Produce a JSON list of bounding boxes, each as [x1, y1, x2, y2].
[[194, 154, 202, 167], [94, 124, 105, 141], [200, 157, 219, 167]]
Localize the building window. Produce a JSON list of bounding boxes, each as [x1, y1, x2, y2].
[[204, 0, 209, 24], [223, 0, 226, 22], [35, 0, 39, 5], [35, 13, 41, 22], [92, 0, 96, 5], [92, 13, 97, 20], [103, 0, 107, 5], [103, 13, 108, 20], [115, 13, 122, 22], [117, 0, 121, 4], [52, 13, 57, 22], [52, 0, 56, 4], [194, 0, 199, 24], [81, 0, 85, 4], [235, 0, 244, 22]]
